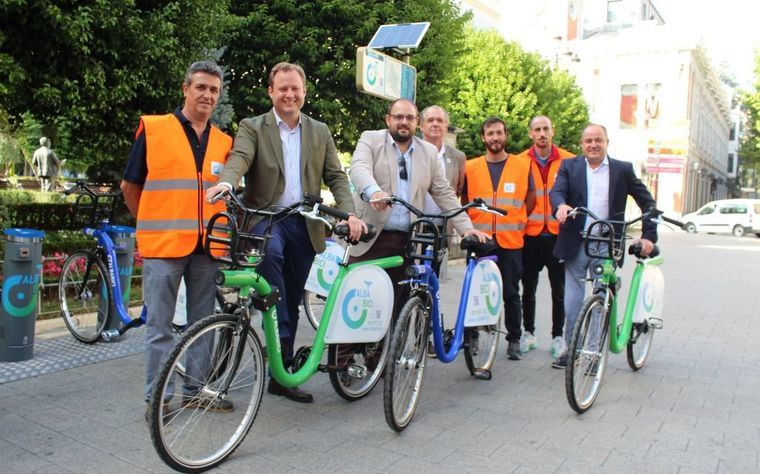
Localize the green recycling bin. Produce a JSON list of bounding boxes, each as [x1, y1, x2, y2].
[[1, 228, 45, 362]]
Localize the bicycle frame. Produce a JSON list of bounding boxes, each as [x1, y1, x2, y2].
[[219, 253, 403, 388], [592, 253, 664, 354], [82, 221, 145, 328], [406, 247, 498, 363]]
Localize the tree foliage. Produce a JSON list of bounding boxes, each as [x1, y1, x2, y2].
[[0, 0, 231, 174], [739, 54, 760, 190], [223, 0, 470, 151], [446, 28, 589, 157]]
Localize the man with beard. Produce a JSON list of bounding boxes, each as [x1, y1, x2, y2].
[[462, 116, 535, 360], [349, 99, 488, 316], [516, 116, 575, 363]]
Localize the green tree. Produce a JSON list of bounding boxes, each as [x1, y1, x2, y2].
[[223, 0, 470, 151], [739, 54, 760, 192], [445, 28, 589, 157], [0, 1, 232, 175]]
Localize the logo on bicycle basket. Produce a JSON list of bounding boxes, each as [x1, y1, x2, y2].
[[341, 281, 373, 329], [1, 271, 40, 317], [316, 266, 335, 291]]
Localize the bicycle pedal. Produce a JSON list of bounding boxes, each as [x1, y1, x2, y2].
[[346, 363, 367, 379], [472, 369, 491, 380], [100, 329, 121, 342], [647, 317, 663, 330]]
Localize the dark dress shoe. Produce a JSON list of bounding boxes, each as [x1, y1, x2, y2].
[[268, 378, 314, 403]]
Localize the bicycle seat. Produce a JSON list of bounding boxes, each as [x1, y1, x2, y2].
[[333, 223, 376, 243], [459, 235, 497, 255]]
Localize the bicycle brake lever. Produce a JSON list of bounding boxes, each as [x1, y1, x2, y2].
[[299, 209, 333, 230]]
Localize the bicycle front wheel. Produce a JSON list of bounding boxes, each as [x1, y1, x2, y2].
[[626, 321, 654, 370], [565, 294, 610, 414], [302, 290, 326, 330], [59, 251, 111, 343], [383, 296, 429, 432], [463, 321, 500, 375], [328, 326, 392, 401], [150, 313, 266, 472]]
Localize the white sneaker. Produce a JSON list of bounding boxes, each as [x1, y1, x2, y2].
[[550, 336, 567, 359], [519, 332, 537, 353]]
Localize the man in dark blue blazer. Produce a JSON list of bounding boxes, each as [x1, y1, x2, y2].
[[549, 124, 656, 368]]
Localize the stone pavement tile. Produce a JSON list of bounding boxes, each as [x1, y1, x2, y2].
[[695, 417, 758, 438], [687, 439, 758, 466], [440, 449, 520, 472], [323, 438, 404, 471], [432, 427, 505, 457], [0, 412, 77, 456], [718, 457, 759, 473], [262, 443, 381, 473], [271, 425, 352, 452], [645, 447, 720, 472], [385, 455, 461, 474], [722, 431, 760, 452], [15, 404, 91, 432], [217, 452, 299, 473], [379, 436, 457, 464], [248, 411, 300, 435], [414, 405, 503, 436], [603, 452, 676, 473], [659, 422, 725, 446], [36, 440, 148, 473]]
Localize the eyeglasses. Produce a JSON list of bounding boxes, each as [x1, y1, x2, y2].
[[390, 114, 417, 123], [398, 156, 408, 180]]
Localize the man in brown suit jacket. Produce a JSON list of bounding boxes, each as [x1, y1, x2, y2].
[[206, 62, 365, 403]]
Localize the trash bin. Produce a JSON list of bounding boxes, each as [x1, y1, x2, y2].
[[0, 228, 45, 362], [105, 225, 136, 331]]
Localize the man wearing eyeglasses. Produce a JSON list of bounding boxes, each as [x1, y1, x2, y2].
[[550, 123, 656, 369], [349, 99, 488, 316]]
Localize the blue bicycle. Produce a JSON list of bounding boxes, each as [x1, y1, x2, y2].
[[58, 182, 232, 343], [378, 196, 507, 431]]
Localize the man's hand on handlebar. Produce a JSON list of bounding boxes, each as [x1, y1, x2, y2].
[[205, 184, 231, 203], [338, 215, 368, 242], [630, 238, 654, 256], [463, 228, 490, 244], [369, 191, 392, 212], [555, 204, 573, 224]]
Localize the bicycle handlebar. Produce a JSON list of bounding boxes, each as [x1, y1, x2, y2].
[[371, 195, 507, 220], [64, 180, 122, 198]]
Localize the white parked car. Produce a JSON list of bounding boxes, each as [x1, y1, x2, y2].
[[681, 199, 760, 237]]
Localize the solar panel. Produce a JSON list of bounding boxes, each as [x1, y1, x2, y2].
[[368, 22, 430, 50]]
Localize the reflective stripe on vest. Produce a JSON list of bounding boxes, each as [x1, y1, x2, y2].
[[135, 114, 232, 258], [465, 155, 530, 249]]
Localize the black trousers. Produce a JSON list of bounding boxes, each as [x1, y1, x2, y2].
[[521, 234, 565, 338], [491, 246, 523, 343]]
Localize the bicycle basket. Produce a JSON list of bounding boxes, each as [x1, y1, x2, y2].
[[205, 211, 268, 268], [74, 193, 116, 227], [583, 220, 626, 264], [405, 218, 447, 264]]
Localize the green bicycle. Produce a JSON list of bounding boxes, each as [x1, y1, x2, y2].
[[564, 207, 684, 413], [149, 192, 403, 472]]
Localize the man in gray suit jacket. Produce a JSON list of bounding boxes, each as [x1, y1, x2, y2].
[[349, 99, 488, 315], [206, 62, 365, 403]]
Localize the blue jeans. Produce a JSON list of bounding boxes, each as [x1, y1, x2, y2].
[[563, 246, 607, 347]]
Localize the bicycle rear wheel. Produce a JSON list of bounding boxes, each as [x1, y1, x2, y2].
[[626, 322, 654, 370], [150, 313, 266, 472], [383, 296, 429, 432], [463, 321, 499, 376], [565, 294, 610, 414], [302, 290, 325, 330], [58, 250, 111, 343], [328, 327, 392, 401]]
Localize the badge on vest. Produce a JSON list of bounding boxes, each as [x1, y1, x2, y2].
[[503, 182, 516, 193], [210, 161, 224, 176]]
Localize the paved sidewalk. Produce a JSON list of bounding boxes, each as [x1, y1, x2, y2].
[[0, 232, 758, 472]]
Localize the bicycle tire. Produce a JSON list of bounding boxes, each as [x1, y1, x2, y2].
[[150, 313, 266, 472], [328, 325, 392, 401], [302, 290, 325, 330], [626, 322, 654, 370], [59, 250, 111, 343], [565, 294, 610, 413], [383, 296, 429, 432], [463, 320, 500, 375]]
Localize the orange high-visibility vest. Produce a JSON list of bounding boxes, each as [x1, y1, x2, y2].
[[136, 114, 232, 258], [465, 154, 531, 249], [519, 146, 575, 236]]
